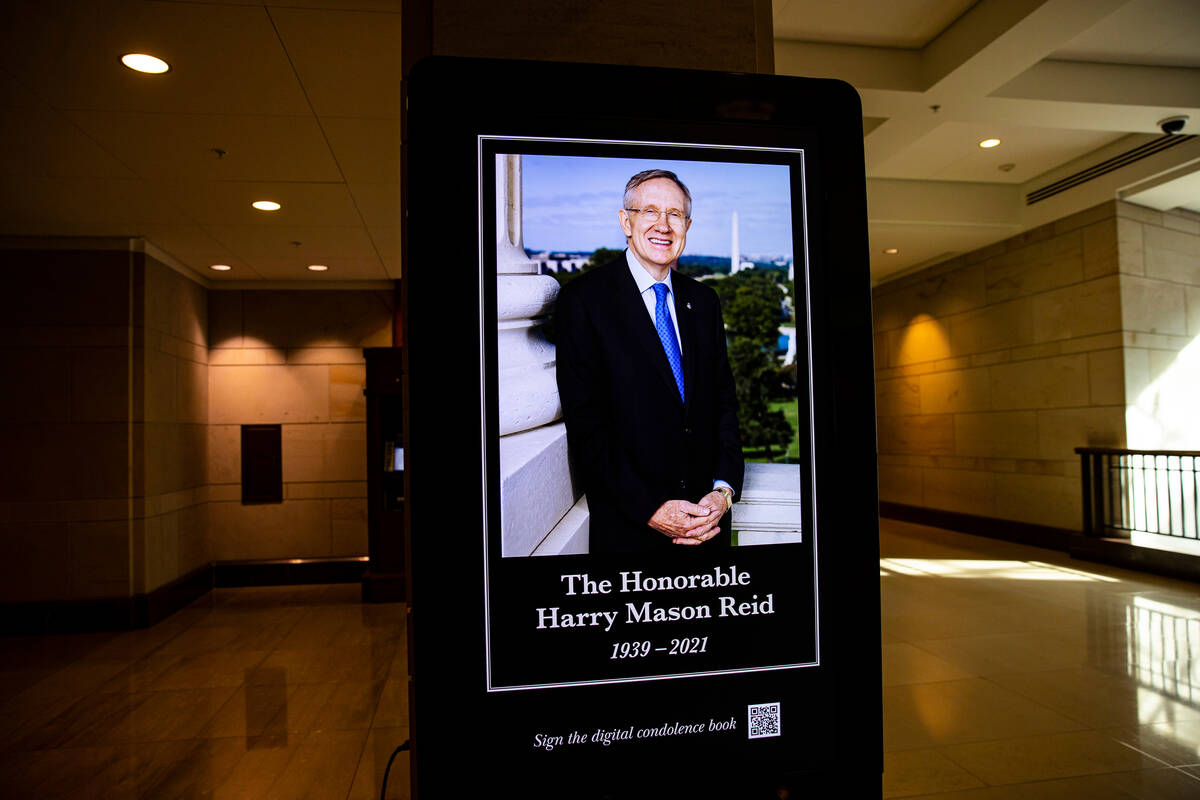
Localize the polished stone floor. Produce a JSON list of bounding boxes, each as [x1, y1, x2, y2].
[[0, 584, 409, 798], [2, 519, 1200, 798], [880, 519, 1200, 798]]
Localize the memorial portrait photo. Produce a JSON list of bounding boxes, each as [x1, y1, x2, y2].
[[492, 149, 808, 559]]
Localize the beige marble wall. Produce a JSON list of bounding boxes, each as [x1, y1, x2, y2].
[[0, 247, 134, 601], [874, 203, 1130, 532], [1116, 204, 1200, 448], [2, 245, 394, 604], [207, 290, 392, 561], [132, 257, 209, 594]]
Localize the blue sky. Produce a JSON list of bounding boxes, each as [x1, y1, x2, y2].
[[518, 154, 795, 259]]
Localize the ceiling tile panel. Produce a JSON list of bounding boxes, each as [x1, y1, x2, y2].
[[368, 225, 399, 278], [66, 110, 341, 182], [0, 0, 310, 115], [0, 66, 43, 109], [320, 117, 400, 184], [206, 268, 262, 281], [202, 224, 378, 260], [0, 176, 187, 226], [0, 108, 138, 178], [138, 222, 243, 259], [269, 7, 402, 118], [246, 255, 388, 281], [162, 180, 362, 227], [347, 183, 399, 229]]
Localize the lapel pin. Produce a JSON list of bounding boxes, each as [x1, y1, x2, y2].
[[685, 302, 692, 310]]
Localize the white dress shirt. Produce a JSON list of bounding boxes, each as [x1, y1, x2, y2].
[[626, 249, 682, 355]]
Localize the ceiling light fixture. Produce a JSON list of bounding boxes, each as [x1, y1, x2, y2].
[[252, 200, 281, 211], [307, 264, 329, 272], [121, 53, 170, 74], [979, 138, 1001, 149], [883, 248, 899, 255], [210, 264, 232, 271]]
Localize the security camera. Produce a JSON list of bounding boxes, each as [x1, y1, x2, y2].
[[1158, 115, 1189, 135]]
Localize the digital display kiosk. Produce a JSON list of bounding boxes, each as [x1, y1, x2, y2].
[[406, 57, 879, 798]]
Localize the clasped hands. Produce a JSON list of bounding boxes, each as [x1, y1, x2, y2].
[[648, 491, 729, 546]]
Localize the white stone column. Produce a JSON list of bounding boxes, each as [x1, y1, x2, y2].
[[495, 155, 588, 556]]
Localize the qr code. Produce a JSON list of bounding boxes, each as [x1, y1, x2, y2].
[[747, 702, 780, 739]]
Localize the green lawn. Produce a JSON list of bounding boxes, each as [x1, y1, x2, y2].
[[743, 399, 800, 463]]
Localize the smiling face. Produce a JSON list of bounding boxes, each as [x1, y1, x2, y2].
[[619, 177, 692, 279]]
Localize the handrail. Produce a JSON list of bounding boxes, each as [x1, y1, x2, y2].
[[1077, 448, 1200, 542], [1076, 447, 1200, 458]]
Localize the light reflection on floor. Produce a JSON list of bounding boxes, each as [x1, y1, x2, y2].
[[881, 518, 1200, 798]]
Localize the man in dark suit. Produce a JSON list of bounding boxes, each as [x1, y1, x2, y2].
[[555, 169, 744, 553]]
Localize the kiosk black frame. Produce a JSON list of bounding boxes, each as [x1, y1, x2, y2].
[[406, 56, 879, 798]]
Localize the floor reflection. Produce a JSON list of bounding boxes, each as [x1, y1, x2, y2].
[[244, 666, 288, 749], [0, 584, 409, 799], [1126, 596, 1200, 720], [881, 518, 1200, 798]]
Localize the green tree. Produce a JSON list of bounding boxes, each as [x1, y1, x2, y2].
[[585, 247, 622, 271], [713, 268, 793, 460], [728, 339, 793, 460], [726, 282, 783, 344]]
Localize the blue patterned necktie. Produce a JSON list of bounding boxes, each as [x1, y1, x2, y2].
[[652, 282, 685, 403]]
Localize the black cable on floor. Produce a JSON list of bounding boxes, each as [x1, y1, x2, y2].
[[380, 739, 410, 800]]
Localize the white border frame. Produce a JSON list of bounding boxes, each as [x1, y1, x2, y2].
[[479, 135, 821, 692]]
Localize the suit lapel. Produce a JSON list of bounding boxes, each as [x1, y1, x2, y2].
[[611, 262, 684, 408], [674, 275, 698, 414]]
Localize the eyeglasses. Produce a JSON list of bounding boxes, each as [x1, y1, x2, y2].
[[625, 207, 690, 228]]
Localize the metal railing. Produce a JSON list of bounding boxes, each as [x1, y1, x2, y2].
[[1077, 447, 1200, 541]]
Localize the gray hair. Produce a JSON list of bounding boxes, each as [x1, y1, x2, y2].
[[623, 169, 692, 216]]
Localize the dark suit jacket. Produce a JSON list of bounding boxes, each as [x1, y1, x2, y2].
[[554, 257, 745, 553]]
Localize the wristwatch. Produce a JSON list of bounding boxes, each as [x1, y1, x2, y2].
[[716, 486, 734, 511]]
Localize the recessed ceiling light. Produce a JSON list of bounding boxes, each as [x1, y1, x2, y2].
[[307, 264, 329, 272], [883, 248, 899, 255], [979, 138, 1001, 149], [210, 264, 232, 271], [252, 200, 281, 211], [121, 53, 170, 74]]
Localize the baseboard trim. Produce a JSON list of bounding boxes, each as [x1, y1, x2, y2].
[[139, 563, 214, 628], [2, 556, 371, 636], [213, 556, 368, 588], [0, 563, 213, 637], [1069, 534, 1200, 584], [880, 502, 1200, 584], [879, 502, 1073, 551]]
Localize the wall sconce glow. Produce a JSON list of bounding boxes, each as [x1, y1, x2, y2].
[[307, 264, 329, 272], [897, 313, 952, 364], [209, 264, 232, 271], [978, 138, 1001, 149], [883, 248, 899, 255], [121, 53, 170, 74], [252, 200, 281, 211]]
